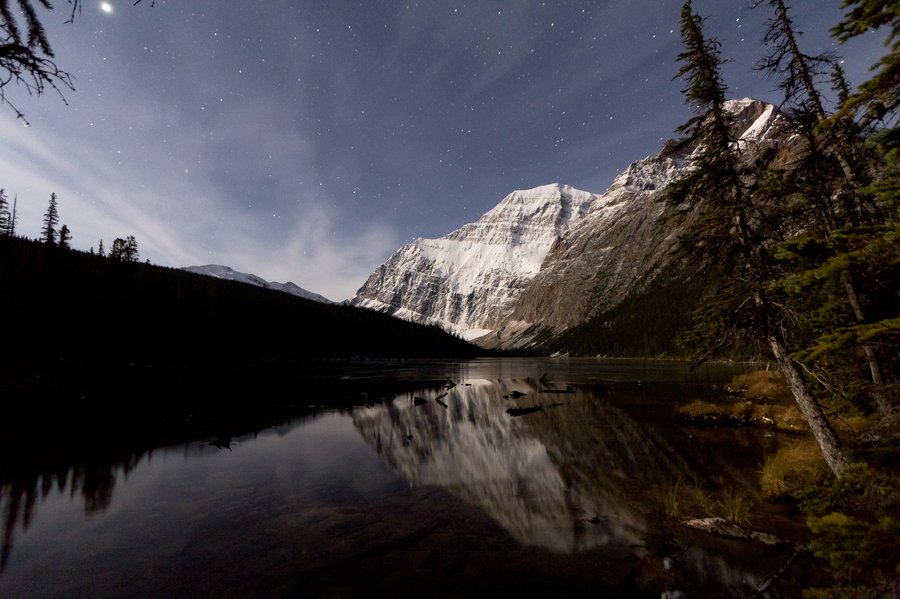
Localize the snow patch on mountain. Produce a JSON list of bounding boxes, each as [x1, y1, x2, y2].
[[352, 183, 598, 339], [183, 264, 333, 304]]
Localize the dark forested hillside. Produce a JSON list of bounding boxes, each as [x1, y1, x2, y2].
[[0, 235, 482, 430], [0, 235, 479, 361], [541, 266, 724, 358]]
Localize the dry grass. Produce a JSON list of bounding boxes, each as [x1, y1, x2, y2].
[[677, 399, 720, 419], [657, 476, 755, 525], [676, 398, 805, 431], [659, 481, 681, 518], [731, 370, 793, 403], [760, 439, 829, 498], [677, 371, 808, 431], [719, 485, 750, 525], [689, 478, 720, 517]]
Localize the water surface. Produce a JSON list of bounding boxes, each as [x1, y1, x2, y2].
[[0, 358, 801, 597]]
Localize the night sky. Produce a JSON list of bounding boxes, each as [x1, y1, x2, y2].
[[0, 1, 888, 300]]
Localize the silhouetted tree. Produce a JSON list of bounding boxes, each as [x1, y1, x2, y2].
[[97, 238, 104, 257], [40, 191, 58, 244], [58, 223, 70, 249], [832, 0, 899, 129], [0, 0, 72, 122], [0, 189, 9, 235], [109, 235, 138, 262], [755, 0, 839, 116], [8, 194, 16, 236], [0, 0, 152, 122]]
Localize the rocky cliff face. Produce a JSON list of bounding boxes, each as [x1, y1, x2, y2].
[[479, 152, 687, 348], [352, 98, 790, 348], [351, 183, 598, 339]]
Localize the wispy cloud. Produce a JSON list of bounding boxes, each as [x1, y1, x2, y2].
[[0, 110, 400, 301]]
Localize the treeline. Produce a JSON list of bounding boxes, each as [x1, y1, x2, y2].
[[1, 188, 141, 261]]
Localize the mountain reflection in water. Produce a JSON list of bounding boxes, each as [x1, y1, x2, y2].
[[353, 378, 694, 554], [0, 360, 803, 598]]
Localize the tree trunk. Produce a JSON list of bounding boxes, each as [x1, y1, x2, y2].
[[773, 0, 826, 121], [842, 274, 886, 383], [773, 0, 860, 185], [768, 332, 848, 477]]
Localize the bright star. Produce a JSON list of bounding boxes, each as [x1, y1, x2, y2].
[[100, 2, 113, 14]]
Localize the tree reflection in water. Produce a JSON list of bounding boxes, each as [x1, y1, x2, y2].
[[0, 445, 145, 572]]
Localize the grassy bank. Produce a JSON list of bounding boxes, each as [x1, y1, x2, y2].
[[674, 369, 900, 596]]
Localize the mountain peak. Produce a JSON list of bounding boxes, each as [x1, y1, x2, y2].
[[183, 264, 333, 304], [352, 183, 598, 339]]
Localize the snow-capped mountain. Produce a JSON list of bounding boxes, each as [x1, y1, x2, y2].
[[351, 183, 598, 339], [484, 98, 791, 349], [183, 264, 333, 304], [352, 98, 791, 347]]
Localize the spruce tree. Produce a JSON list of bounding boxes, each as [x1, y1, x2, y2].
[[0, 188, 9, 235], [58, 224, 71, 249], [756, 0, 834, 119], [8, 194, 17, 236], [670, 1, 847, 476], [98, 238, 104, 257], [832, 0, 899, 128], [109, 238, 126, 260], [755, 0, 889, 397], [40, 191, 59, 244]]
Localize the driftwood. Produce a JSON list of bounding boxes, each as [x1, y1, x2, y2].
[[682, 517, 783, 545], [506, 406, 542, 417]]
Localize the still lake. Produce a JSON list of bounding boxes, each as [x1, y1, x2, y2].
[[0, 358, 804, 597]]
